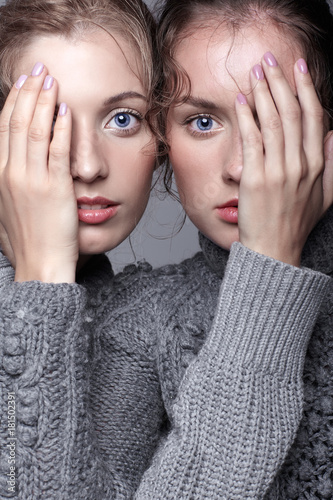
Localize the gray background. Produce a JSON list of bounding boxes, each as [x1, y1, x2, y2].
[[113, 0, 200, 271], [0, 0, 332, 271]]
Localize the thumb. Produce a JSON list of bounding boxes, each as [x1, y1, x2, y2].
[[322, 130, 333, 212]]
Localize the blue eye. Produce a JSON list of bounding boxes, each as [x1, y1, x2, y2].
[[105, 110, 142, 134], [195, 117, 213, 131], [114, 113, 131, 128], [187, 115, 222, 136]]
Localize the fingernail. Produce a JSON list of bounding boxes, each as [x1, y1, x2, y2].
[[43, 75, 54, 90], [264, 52, 278, 67], [237, 93, 247, 105], [31, 62, 44, 76], [252, 64, 264, 81], [59, 102, 67, 116], [297, 58, 308, 74], [15, 74, 28, 89]]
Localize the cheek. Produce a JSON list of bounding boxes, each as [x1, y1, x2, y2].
[[122, 151, 155, 202], [170, 140, 208, 195], [103, 133, 155, 171]]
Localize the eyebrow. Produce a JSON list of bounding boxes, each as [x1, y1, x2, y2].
[[103, 91, 147, 107], [178, 96, 219, 110]]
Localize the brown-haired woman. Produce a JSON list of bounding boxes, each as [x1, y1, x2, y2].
[[0, 0, 333, 499], [147, 0, 333, 497]]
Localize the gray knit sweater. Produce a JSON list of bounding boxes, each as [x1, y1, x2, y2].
[[0, 210, 332, 499]]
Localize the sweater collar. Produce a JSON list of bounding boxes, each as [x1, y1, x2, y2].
[[76, 253, 114, 286], [198, 232, 230, 278], [199, 205, 333, 278]]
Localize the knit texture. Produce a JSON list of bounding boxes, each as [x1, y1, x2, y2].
[[265, 208, 333, 499], [0, 206, 332, 499]]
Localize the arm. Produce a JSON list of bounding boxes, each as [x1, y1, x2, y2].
[[0, 280, 87, 499], [135, 55, 333, 498], [135, 245, 329, 499], [0, 255, 165, 500], [0, 64, 166, 499]]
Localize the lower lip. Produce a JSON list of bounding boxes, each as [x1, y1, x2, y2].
[[78, 206, 118, 224], [216, 207, 238, 224]]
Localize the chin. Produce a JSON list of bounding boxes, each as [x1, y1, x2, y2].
[[201, 227, 239, 252], [78, 235, 122, 256], [79, 239, 123, 256], [78, 224, 131, 256]]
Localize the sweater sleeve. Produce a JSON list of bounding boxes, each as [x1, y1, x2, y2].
[[0, 279, 88, 499], [1, 244, 329, 500], [0, 254, 166, 500], [134, 242, 330, 499]]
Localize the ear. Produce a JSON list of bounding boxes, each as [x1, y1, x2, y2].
[[323, 130, 333, 212]]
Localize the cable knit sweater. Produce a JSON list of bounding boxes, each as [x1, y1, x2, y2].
[[265, 208, 333, 499], [0, 209, 332, 499]]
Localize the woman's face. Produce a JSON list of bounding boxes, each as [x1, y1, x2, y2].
[[13, 31, 156, 255], [167, 23, 303, 250]]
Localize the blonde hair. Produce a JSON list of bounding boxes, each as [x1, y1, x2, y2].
[[0, 0, 157, 110]]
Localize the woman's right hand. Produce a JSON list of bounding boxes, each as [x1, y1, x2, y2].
[[0, 63, 78, 282]]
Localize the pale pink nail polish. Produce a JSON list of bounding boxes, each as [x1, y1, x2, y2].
[[237, 93, 247, 105], [43, 75, 54, 90], [15, 74, 28, 89], [297, 58, 308, 74], [59, 103, 67, 116], [31, 62, 44, 76], [264, 52, 278, 67], [252, 64, 265, 81]]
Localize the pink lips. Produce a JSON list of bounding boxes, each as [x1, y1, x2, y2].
[[77, 196, 119, 224], [216, 199, 238, 224]]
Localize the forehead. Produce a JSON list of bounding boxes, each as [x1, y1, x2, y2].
[[13, 31, 145, 102], [175, 22, 303, 99]]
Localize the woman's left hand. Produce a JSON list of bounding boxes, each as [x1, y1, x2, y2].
[[236, 52, 333, 266]]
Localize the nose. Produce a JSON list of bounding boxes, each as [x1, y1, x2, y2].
[[222, 132, 243, 184], [70, 126, 109, 183]]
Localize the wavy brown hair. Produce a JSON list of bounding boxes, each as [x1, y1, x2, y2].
[[156, 0, 333, 192]]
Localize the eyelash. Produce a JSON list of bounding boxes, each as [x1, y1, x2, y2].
[[50, 107, 144, 140], [184, 114, 223, 138], [105, 108, 143, 136]]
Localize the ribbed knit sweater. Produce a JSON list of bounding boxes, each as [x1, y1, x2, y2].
[[0, 208, 332, 499]]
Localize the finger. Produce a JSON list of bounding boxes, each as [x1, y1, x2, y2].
[[294, 58, 324, 176], [7, 62, 48, 174], [0, 221, 15, 267], [249, 63, 285, 175], [26, 74, 58, 176], [235, 92, 264, 179], [0, 76, 27, 169], [322, 130, 333, 212], [261, 52, 303, 177], [49, 103, 72, 180]]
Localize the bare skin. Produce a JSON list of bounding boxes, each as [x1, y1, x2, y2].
[[0, 31, 156, 282], [167, 23, 333, 266]]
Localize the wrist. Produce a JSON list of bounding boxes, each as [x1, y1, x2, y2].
[[14, 259, 77, 283]]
